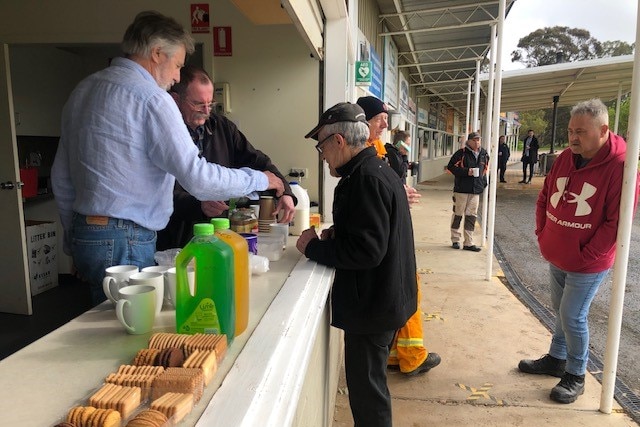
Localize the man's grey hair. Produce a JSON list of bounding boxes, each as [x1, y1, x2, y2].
[[323, 121, 370, 148], [571, 98, 609, 126], [121, 11, 195, 59]]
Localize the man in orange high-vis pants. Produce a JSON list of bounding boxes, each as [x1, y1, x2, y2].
[[388, 275, 441, 375]]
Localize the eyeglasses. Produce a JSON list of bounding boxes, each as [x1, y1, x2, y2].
[[185, 98, 214, 112], [315, 133, 337, 154]]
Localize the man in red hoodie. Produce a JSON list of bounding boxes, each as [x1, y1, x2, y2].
[[518, 98, 639, 403]]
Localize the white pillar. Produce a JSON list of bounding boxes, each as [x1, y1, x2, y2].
[[473, 59, 481, 131], [481, 23, 497, 248], [486, 0, 505, 281], [465, 79, 472, 134], [599, 4, 640, 413], [321, 17, 350, 223], [614, 83, 622, 135]]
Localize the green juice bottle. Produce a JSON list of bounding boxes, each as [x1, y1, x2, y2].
[[175, 223, 235, 341]]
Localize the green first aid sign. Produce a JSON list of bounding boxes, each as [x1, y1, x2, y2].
[[355, 61, 372, 85]]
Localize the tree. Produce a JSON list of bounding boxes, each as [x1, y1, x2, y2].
[[517, 109, 547, 148], [607, 96, 630, 138], [511, 26, 603, 67], [601, 40, 635, 58]]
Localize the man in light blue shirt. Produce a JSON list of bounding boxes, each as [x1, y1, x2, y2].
[[51, 11, 283, 304]]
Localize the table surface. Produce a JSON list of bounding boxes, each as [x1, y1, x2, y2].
[[0, 240, 308, 427]]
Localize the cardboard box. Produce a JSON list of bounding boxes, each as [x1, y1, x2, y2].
[[25, 220, 58, 295]]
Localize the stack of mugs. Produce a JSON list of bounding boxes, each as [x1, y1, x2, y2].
[[258, 196, 276, 232]]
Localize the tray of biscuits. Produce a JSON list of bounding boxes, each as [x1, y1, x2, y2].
[[52, 332, 227, 427]]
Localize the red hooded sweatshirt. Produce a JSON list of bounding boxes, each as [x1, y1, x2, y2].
[[536, 132, 638, 273]]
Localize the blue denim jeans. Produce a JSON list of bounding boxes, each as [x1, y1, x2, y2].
[[71, 213, 157, 305], [548, 263, 608, 376]]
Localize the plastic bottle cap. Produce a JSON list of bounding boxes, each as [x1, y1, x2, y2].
[[211, 218, 230, 230], [193, 223, 214, 236], [290, 181, 299, 185]]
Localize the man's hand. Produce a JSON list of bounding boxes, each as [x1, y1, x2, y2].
[[201, 200, 229, 217], [264, 171, 285, 197], [296, 226, 319, 255], [404, 185, 421, 208], [320, 227, 334, 240], [274, 195, 295, 224]]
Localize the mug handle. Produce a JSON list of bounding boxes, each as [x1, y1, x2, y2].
[[102, 276, 119, 305], [116, 299, 135, 334]]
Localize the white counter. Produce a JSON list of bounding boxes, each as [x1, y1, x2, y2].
[[0, 239, 338, 427]]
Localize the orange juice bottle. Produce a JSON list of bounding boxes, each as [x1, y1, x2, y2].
[[211, 218, 250, 336]]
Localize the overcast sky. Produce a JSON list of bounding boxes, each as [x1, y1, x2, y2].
[[501, 0, 637, 70]]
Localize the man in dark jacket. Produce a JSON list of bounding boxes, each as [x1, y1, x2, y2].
[[446, 132, 489, 252], [157, 66, 296, 249], [296, 102, 417, 427], [520, 129, 539, 183], [497, 135, 510, 182]]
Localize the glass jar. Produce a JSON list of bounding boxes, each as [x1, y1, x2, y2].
[[229, 208, 258, 233]]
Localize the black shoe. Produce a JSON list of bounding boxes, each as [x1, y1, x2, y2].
[[500, 180, 507, 183], [518, 354, 565, 377], [550, 373, 585, 403], [463, 245, 481, 252], [452, 242, 460, 249], [518, 180, 526, 183], [404, 353, 441, 377]]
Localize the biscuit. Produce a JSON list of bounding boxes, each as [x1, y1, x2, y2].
[[183, 349, 217, 385], [125, 408, 168, 427], [154, 347, 184, 368], [150, 392, 194, 424]]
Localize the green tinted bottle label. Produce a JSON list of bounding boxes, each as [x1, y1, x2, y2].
[[178, 298, 221, 334]]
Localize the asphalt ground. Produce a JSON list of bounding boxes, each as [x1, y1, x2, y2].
[[493, 165, 640, 403]]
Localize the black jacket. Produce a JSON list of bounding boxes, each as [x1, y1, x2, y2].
[[521, 135, 539, 164], [446, 145, 489, 194], [157, 113, 294, 249], [305, 147, 417, 334], [384, 143, 409, 180], [498, 142, 510, 165]]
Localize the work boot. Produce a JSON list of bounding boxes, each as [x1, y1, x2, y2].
[[463, 245, 481, 252], [518, 354, 565, 377], [452, 242, 460, 249], [404, 353, 441, 377], [550, 373, 585, 404]]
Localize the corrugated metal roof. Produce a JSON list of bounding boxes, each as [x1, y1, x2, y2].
[[479, 54, 634, 112], [376, 0, 516, 113]]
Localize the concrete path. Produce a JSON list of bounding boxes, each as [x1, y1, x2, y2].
[[332, 172, 637, 427]]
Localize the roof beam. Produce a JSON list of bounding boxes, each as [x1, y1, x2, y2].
[[381, 20, 494, 37]]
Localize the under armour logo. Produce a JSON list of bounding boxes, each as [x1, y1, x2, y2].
[[550, 177, 596, 216]]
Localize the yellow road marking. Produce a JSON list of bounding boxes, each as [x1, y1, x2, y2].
[[455, 382, 505, 405]]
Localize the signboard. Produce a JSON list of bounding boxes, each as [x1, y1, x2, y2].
[[369, 48, 383, 99], [383, 34, 398, 109], [214, 27, 232, 56], [355, 61, 372, 86], [399, 73, 409, 117], [191, 4, 210, 33]]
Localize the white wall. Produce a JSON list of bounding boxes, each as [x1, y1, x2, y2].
[[209, 2, 320, 201]]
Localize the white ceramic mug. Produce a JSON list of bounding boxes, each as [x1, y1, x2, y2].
[[102, 265, 139, 305], [115, 285, 156, 335], [471, 167, 480, 177], [127, 271, 164, 317], [165, 266, 195, 308], [142, 265, 170, 303]]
